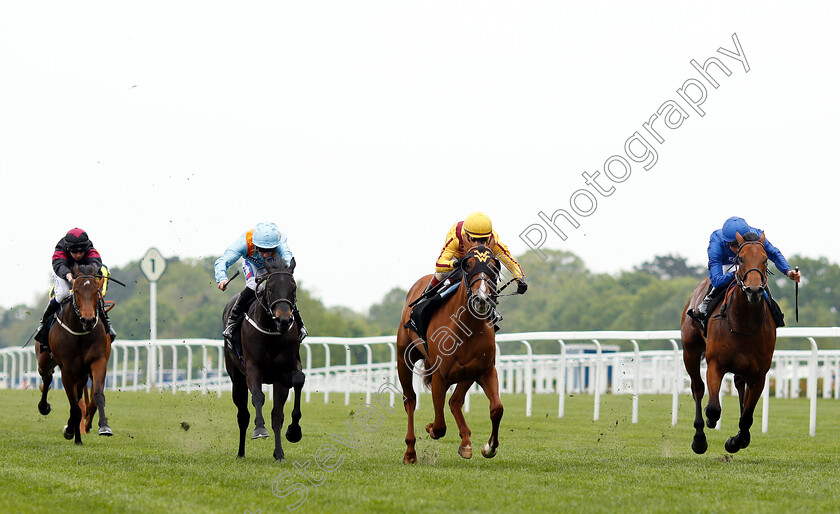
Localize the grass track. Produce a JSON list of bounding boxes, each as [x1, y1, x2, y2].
[[2, 388, 840, 513]]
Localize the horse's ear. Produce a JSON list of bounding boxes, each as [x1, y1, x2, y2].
[[759, 232, 766, 245], [735, 232, 745, 246], [289, 257, 296, 273]]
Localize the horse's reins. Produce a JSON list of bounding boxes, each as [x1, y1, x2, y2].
[[59, 274, 102, 336]]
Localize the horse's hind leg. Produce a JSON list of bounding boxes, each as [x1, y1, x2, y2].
[[247, 373, 269, 439], [37, 350, 54, 416], [449, 380, 474, 459], [230, 368, 250, 458], [704, 360, 725, 430], [682, 338, 708, 454], [397, 346, 419, 464], [271, 384, 289, 463], [90, 359, 112, 436], [725, 375, 765, 453], [83, 382, 96, 434], [285, 370, 305, 443], [476, 366, 504, 459]]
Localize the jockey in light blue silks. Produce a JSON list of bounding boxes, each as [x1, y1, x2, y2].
[[687, 216, 801, 334], [215, 222, 307, 343]]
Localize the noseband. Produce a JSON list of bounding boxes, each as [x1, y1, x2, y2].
[[734, 241, 768, 294], [462, 248, 500, 303]]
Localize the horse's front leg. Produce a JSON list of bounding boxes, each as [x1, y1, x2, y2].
[[425, 374, 447, 440], [476, 367, 504, 458], [285, 369, 305, 443], [61, 377, 83, 445], [725, 376, 765, 453], [246, 371, 269, 439], [448, 380, 474, 459], [90, 360, 112, 436], [271, 384, 289, 462]]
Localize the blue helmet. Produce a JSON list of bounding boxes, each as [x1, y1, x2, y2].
[[253, 222, 281, 249], [721, 216, 754, 242]]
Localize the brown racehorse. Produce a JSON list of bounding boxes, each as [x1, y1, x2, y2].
[[397, 243, 504, 463], [37, 264, 113, 444], [223, 258, 305, 462], [681, 232, 776, 454]]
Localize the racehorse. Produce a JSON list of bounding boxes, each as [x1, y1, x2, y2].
[[681, 232, 777, 454], [396, 243, 504, 463], [223, 258, 305, 462], [36, 264, 113, 444]]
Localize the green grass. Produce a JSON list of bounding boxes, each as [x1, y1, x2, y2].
[[2, 388, 840, 513]]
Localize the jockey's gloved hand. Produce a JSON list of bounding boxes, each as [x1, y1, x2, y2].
[[516, 278, 528, 294], [451, 258, 461, 269]]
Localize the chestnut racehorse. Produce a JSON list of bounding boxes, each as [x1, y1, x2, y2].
[[37, 264, 113, 444], [681, 232, 776, 454], [223, 257, 305, 462], [397, 243, 503, 463]]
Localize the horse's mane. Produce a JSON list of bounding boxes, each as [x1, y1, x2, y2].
[[74, 264, 99, 276], [263, 257, 289, 273]]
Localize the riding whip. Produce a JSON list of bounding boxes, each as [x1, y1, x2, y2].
[[226, 270, 240, 288], [794, 266, 799, 323]]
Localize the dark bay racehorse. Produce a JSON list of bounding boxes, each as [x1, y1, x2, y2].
[[681, 232, 776, 454], [223, 258, 305, 462], [397, 243, 503, 463], [37, 264, 113, 444]]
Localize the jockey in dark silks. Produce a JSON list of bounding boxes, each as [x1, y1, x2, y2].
[[34, 228, 117, 351], [687, 216, 801, 334]]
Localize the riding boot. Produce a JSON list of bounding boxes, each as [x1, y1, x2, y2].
[[223, 287, 257, 340], [764, 289, 786, 328], [100, 304, 117, 342], [34, 299, 61, 349], [294, 308, 308, 342], [687, 286, 723, 336]]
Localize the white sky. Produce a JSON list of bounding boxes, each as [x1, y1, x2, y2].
[[1, 2, 837, 313]]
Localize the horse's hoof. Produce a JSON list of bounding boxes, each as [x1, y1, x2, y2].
[[458, 445, 473, 459], [403, 453, 417, 464], [285, 425, 302, 443], [691, 437, 708, 455], [425, 423, 444, 440], [237, 453, 245, 459], [481, 443, 497, 459], [724, 437, 741, 454], [38, 402, 51, 416], [252, 427, 269, 439], [62, 425, 73, 440], [99, 426, 113, 436]]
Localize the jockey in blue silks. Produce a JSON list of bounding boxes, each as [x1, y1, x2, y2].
[[687, 216, 801, 334], [215, 222, 307, 344]]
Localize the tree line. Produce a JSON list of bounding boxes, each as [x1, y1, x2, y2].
[[2, 250, 839, 351]]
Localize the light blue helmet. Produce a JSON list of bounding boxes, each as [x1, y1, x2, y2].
[[721, 216, 754, 242], [253, 222, 281, 249]]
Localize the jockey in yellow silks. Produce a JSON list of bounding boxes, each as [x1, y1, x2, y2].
[[427, 211, 528, 294]]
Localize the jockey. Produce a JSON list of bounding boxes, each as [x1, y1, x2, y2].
[[215, 222, 307, 343], [427, 211, 527, 294], [34, 228, 117, 350], [687, 216, 801, 334]]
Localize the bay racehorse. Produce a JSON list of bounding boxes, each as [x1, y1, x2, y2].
[[223, 257, 305, 462], [681, 232, 776, 454], [37, 264, 113, 444], [397, 243, 503, 463]]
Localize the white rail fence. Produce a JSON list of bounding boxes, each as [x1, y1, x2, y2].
[[2, 328, 839, 436]]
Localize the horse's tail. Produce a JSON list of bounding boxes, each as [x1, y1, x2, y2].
[[422, 359, 433, 389]]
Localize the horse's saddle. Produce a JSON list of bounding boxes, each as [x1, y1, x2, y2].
[[405, 271, 464, 342]]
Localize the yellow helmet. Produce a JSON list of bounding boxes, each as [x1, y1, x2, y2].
[[464, 211, 493, 238]]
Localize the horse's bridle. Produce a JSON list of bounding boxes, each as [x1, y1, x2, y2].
[[461, 247, 500, 304], [733, 240, 768, 294], [255, 270, 297, 325], [60, 274, 102, 335]]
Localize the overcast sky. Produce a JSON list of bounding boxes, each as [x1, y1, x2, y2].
[[1, 2, 837, 315]]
